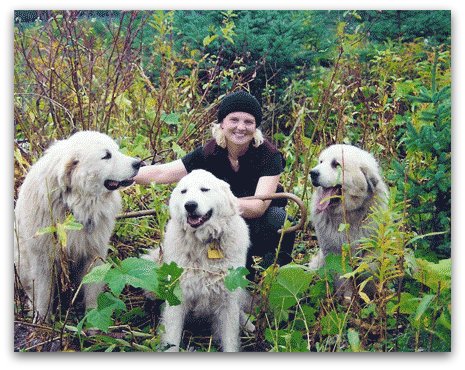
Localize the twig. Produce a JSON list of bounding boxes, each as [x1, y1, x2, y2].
[[23, 336, 61, 352], [117, 192, 307, 235]]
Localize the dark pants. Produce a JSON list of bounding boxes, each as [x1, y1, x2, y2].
[[244, 206, 296, 279]]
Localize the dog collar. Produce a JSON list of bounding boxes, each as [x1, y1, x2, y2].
[[207, 239, 224, 259]]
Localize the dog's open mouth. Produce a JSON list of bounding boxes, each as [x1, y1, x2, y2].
[[187, 209, 213, 228], [316, 185, 342, 212], [104, 179, 135, 191]]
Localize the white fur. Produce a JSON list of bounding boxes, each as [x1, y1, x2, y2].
[[309, 144, 389, 269], [14, 131, 140, 321], [146, 169, 250, 352]]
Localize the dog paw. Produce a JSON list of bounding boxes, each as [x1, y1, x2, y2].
[[161, 344, 180, 352], [307, 250, 325, 270]]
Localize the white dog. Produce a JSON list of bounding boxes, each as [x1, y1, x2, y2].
[[308, 144, 389, 271], [147, 169, 250, 352], [14, 131, 142, 322]]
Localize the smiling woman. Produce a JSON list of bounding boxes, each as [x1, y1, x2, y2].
[[134, 90, 296, 276], [221, 111, 257, 159]]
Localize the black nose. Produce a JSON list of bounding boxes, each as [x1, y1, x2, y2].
[[184, 201, 198, 213], [132, 160, 144, 170], [310, 169, 320, 185]]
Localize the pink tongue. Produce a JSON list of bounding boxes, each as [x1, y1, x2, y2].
[[188, 215, 203, 226], [316, 187, 339, 212]]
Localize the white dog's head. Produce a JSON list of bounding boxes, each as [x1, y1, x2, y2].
[[310, 144, 386, 214], [53, 131, 142, 195], [169, 169, 238, 232]]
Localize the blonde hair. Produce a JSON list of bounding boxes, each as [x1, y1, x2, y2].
[[211, 123, 264, 148]]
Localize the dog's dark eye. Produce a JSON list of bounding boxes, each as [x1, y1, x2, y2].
[[102, 150, 112, 160], [200, 188, 210, 192], [181, 189, 187, 194], [331, 159, 340, 168]]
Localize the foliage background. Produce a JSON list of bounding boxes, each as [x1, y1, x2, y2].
[[12, 9, 452, 353]]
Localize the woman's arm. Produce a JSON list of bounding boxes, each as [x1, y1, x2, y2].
[[237, 174, 280, 219], [133, 159, 188, 185]]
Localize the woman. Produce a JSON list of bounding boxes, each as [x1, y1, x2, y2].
[[134, 90, 295, 276]]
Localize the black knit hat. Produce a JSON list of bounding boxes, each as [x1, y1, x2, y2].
[[217, 91, 262, 126]]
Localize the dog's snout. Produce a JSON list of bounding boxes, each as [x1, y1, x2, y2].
[[310, 169, 320, 185], [132, 160, 144, 171], [184, 201, 198, 214]]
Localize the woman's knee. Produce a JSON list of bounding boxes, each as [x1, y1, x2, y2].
[[248, 207, 296, 259], [262, 206, 290, 231]]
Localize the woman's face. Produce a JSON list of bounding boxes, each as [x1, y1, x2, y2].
[[220, 112, 256, 147]]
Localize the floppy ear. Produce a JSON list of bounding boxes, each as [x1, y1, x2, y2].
[[360, 164, 380, 194], [168, 188, 183, 223], [58, 156, 79, 191], [219, 180, 239, 216]]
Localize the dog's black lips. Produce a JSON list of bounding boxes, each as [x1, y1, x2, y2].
[[187, 209, 213, 228], [104, 179, 135, 191]]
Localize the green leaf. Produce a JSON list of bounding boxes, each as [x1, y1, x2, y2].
[[437, 309, 451, 330], [224, 267, 249, 291], [104, 269, 127, 297], [296, 305, 317, 327], [85, 307, 114, 333], [410, 258, 451, 292], [405, 231, 449, 248], [223, 35, 235, 44], [320, 310, 346, 336], [172, 142, 186, 158], [98, 291, 127, 311], [123, 257, 159, 291], [157, 262, 184, 306], [341, 262, 370, 280], [347, 328, 362, 352], [309, 280, 327, 300], [301, 135, 312, 148], [268, 264, 312, 311], [121, 257, 158, 280], [83, 292, 127, 332], [82, 263, 112, 285], [106, 257, 159, 296], [320, 253, 352, 277], [265, 328, 308, 352], [161, 112, 180, 126], [145, 107, 156, 122], [415, 294, 435, 323], [115, 94, 132, 109], [396, 293, 420, 315]]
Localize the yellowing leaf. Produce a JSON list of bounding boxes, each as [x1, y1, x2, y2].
[[56, 223, 67, 247], [359, 291, 371, 304], [202, 34, 218, 47], [35, 226, 56, 236]]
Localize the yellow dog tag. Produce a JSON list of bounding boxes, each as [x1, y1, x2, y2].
[[207, 240, 224, 259]]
